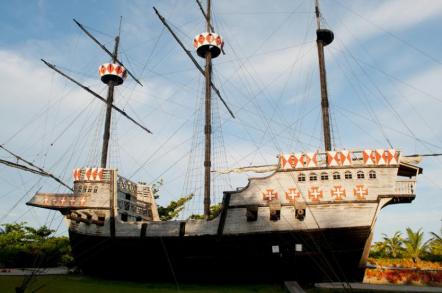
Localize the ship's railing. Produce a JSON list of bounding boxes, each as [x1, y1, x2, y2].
[[278, 149, 400, 170], [117, 199, 150, 216], [394, 180, 416, 195]]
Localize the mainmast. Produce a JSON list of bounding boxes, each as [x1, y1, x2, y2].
[[153, 2, 227, 219], [101, 35, 120, 168], [203, 0, 213, 219], [314, 0, 334, 151], [193, 0, 224, 219]]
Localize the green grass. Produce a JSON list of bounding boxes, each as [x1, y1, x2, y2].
[[0, 275, 286, 293]]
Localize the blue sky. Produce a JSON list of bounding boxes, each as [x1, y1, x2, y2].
[[0, 0, 441, 241]]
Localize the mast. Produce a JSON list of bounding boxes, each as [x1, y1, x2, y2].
[[314, 0, 334, 151], [153, 4, 228, 219], [203, 0, 213, 219], [101, 36, 120, 168]]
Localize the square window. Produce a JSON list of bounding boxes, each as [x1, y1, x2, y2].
[[270, 209, 280, 221]]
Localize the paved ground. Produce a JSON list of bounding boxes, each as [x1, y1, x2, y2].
[[0, 267, 69, 276], [316, 282, 442, 292]]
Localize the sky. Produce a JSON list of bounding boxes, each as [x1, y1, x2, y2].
[[0, 0, 441, 242]]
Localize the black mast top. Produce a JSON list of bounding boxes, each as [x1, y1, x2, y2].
[[314, 0, 334, 151]]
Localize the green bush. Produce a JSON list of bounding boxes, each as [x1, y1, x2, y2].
[[0, 222, 73, 268]]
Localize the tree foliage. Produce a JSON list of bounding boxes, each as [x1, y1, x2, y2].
[[403, 228, 429, 262], [0, 222, 73, 268], [157, 194, 194, 221], [189, 203, 223, 220], [151, 179, 196, 221], [382, 231, 404, 258], [370, 227, 442, 262], [428, 228, 442, 261]]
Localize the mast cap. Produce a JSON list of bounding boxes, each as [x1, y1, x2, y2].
[[193, 32, 223, 58], [99, 63, 127, 85], [316, 29, 334, 46]]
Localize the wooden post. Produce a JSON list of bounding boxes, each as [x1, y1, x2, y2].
[[100, 36, 120, 168], [315, 0, 332, 152], [203, 0, 212, 219]]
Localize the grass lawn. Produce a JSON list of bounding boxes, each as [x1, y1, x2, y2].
[[0, 275, 286, 293]]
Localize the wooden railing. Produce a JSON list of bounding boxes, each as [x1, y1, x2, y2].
[[394, 180, 416, 195]]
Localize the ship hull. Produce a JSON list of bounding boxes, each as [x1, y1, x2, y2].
[[69, 226, 369, 284]]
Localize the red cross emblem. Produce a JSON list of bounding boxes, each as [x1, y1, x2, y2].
[[308, 187, 323, 202], [285, 188, 301, 203], [69, 198, 76, 206], [52, 198, 58, 205], [60, 197, 66, 205], [43, 197, 49, 205], [353, 185, 368, 200], [80, 197, 86, 206], [262, 189, 278, 201], [331, 185, 346, 201]]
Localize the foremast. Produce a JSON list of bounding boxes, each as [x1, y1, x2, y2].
[[314, 0, 334, 152], [101, 33, 120, 168]]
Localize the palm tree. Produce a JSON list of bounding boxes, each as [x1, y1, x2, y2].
[[382, 231, 404, 258], [403, 227, 430, 263], [429, 228, 442, 258]]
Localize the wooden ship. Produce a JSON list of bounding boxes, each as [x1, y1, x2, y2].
[[23, 0, 423, 284]]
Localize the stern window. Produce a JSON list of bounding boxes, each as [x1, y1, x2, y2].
[[369, 170, 376, 179], [309, 173, 317, 181], [333, 172, 340, 180], [345, 171, 352, 179], [357, 171, 365, 179], [320, 172, 329, 180]]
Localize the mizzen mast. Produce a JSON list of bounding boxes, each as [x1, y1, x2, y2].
[[315, 0, 334, 151]]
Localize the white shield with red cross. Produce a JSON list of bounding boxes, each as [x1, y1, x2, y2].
[[331, 185, 346, 201], [262, 189, 278, 201], [285, 187, 301, 203], [308, 187, 323, 202], [353, 184, 368, 200]]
